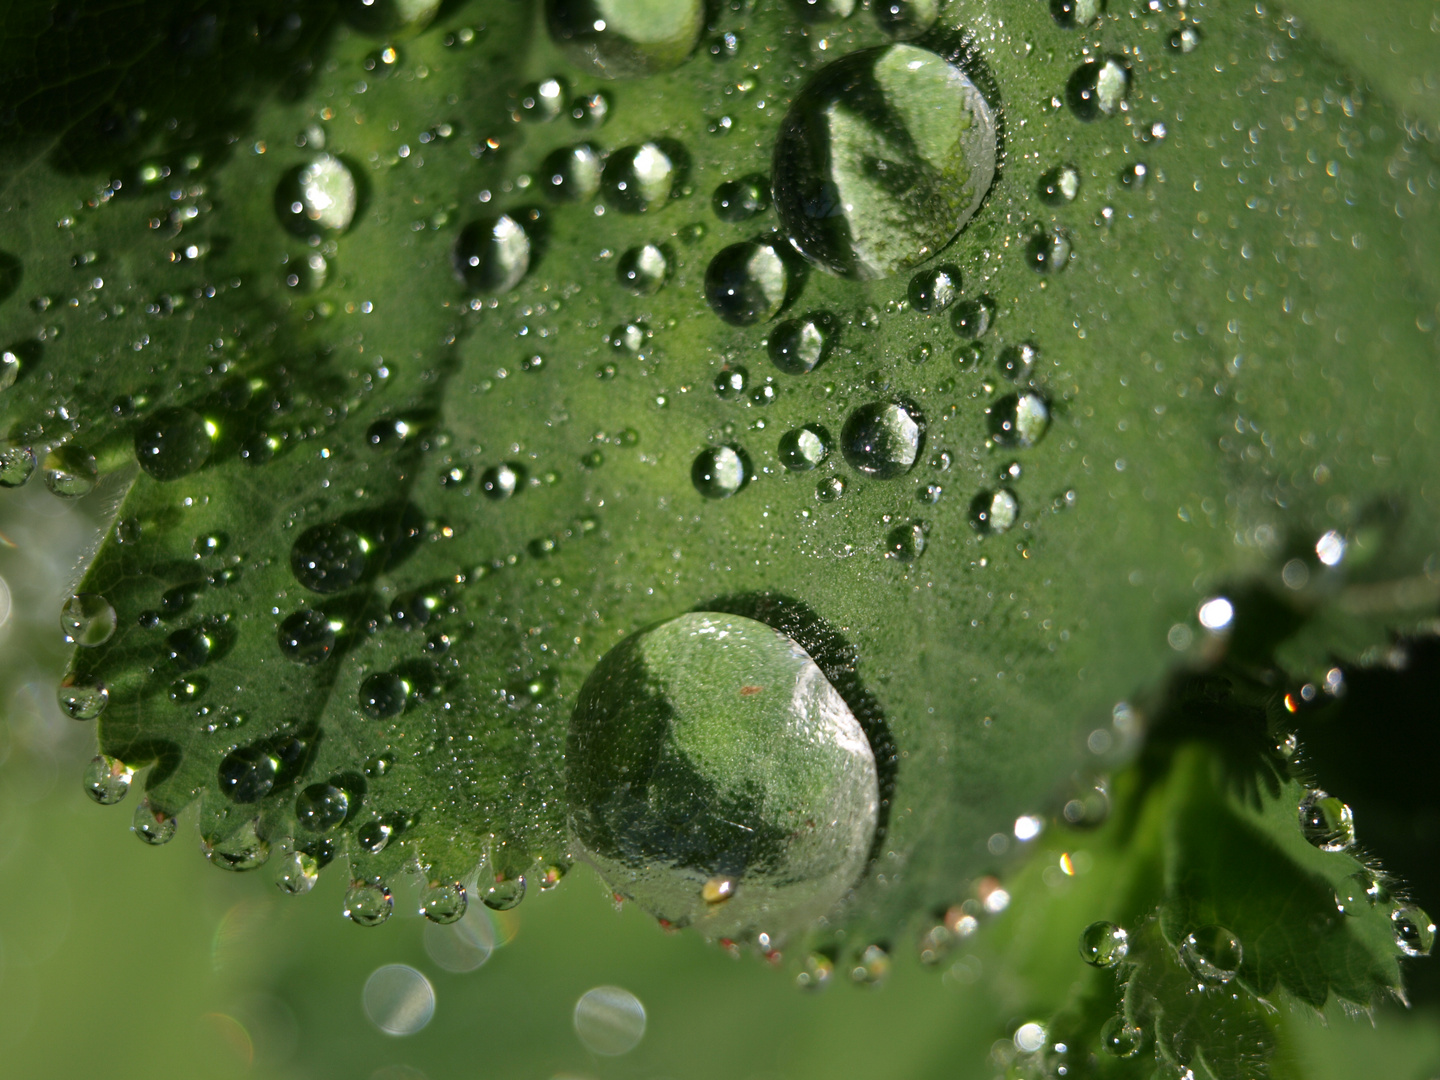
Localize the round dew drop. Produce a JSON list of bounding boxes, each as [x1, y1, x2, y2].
[[705, 240, 791, 325], [769, 313, 837, 374], [482, 876, 526, 911], [218, 745, 281, 804], [873, 0, 937, 39], [773, 44, 997, 280], [565, 612, 879, 944], [988, 393, 1050, 448], [58, 678, 108, 720], [1067, 56, 1131, 121], [692, 446, 748, 498], [841, 399, 925, 478], [360, 671, 410, 718], [790, 0, 855, 23], [419, 881, 468, 924], [1298, 790, 1356, 852], [133, 406, 213, 481], [713, 177, 770, 223], [885, 521, 926, 563], [205, 821, 271, 872], [545, 0, 705, 80], [0, 444, 36, 487], [1100, 1015, 1142, 1058], [278, 609, 336, 664], [43, 445, 96, 498], [604, 142, 675, 212], [951, 296, 995, 340], [1180, 924, 1243, 982], [1078, 921, 1129, 967], [61, 593, 116, 646], [277, 154, 357, 235], [1392, 905, 1436, 958], [276, 850, 320, 895], [133, 798, 176, 845], [541, 143, 604, 203], [84, 754, 134, 805], [1038, 164, 1081, 205], [453, 214, 531, 295], [778, 425, 830, 471], [346, 880, 394, 927], [296, 783, 350, 832], [291, 523, 369, 593], [907, 265, 961, 313], [1050, 0, 1103, 29], [481, 463, 522, 500], [617, 244, 668, 294]]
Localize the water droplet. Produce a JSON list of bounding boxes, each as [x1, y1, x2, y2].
[[692, 445, 749, 498], [1180, 924, 1243, 982], [275, 850, 320, 895], [841, 399, 925, 478], [1039, 165, 1081, 207], [482, 875, 526, 911], [907, 265, 961, 313], [218, 744, 280, 803], [884, 521, 926, 563], [1392, 905, 1436, 958], [617, 243, 668, 294], [1298, 790, 1356, 852], [571, 90, 612, 126], [773, 44, 997, 280], [0, 444, 35, 487], [768, 312, 837, 375], [541, 142, 603, 203], [704, 239, 791, 325], [346, 880, 394, 927], [987, 392, 1050, 448], [1067, 56, 1130, 121], [712, 176, 770, 223], [278, 609, 336, 664], [346, 0, 440, 34], [453, 214, 531, 295], [1013, 1021, 1047, 1054], [1078, 921, 1129, 967], [58, 677, 108, 720], [420, 881, 468, 924], [133, 797, 176, 845], [573, 985, 646, 1055], [61, 593, 116, 646], [166, 625, 214, 670], [481, 462, 522, 500], [1051, 0, 1103, 28], [568, 612, 879, 943], [950, 296, 995, 340], [84, 754, 134, 805], [998, 342, 1039, 382], [545, 0, 705, 79], [1121, 162, 1149, 188], [604, 142, 675, 212], [1170, 25, 1202, 53], [916, 482, 942, 504], [367, 418, 413, 449], [291, 523, 369, 593], [278, 155, 357, 235], [1316, 529, 1347, 567], [1027, 226, 1073, 274], [816, 475, 846, 501], [296, 783, 350, 831], [205, 820, 271, 872], [514, 76, 568, 123], [970, 489, 1019, 534], [874, 0, 937, 39], [608, 320, 651, 354], [133, 407, 212, 481], [360, 671, 410, 718], [1100, 1015, 1142, 1058], [778, 425, 830, 471], [43, 446, 96, 498], [357, 818, 395, 854]]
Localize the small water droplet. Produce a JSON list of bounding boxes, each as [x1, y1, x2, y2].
[[345, 879, 394, 927], [132, 797, 176, 845], [692, 445, 749, 498], [705, 239, 791, 325], [291, 523, 369, 593], [884, 520, 926, 563], [768, 312, 837, 374], [573, 985, 646, 1055], [1078, 921, 1129, 967], [778, 425, 830, 471], [296, 782, 350, 831], [841, 399, 925, 478], [1100, 1015, 1142, 1057], [275, 849, 320, 895], [43, 445, 97, 498], [278, 609, 337, 664], [134, 406, 213, 481], [420, 881, 468, 924], [541, 142, 603, 202], [1067, 56, 1130, 121], [907, 265, 961, 313], [1170, 25, 1202, 53], [61, 593, 116, 646], [1298, 790, 1356, 852], [1180, 924, 1243, 982], [58, 677, 108, 719], [84, 754, 134, 804], [1392, 905, 1436, 958], [166, 625, 214, 670], [482, 875, 526, 910], [360, 671, 410, 718], [617, 243, 668, 294], [987, 392, 1050, 448], [453, 214, 531, 295], [0, 444, 36, 487], [713, 176, 770, 223], [816, 475, 846, 501], [545, 0, 705, 80], [604, 142, 675, 212], [278, 154, 357, 235], [1038, 164, 1081, 205], [773, 44, 997, 279], [218, 744, 280, 803]]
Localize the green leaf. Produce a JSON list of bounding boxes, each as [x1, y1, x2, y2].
[[3, 0, 1439, 981]]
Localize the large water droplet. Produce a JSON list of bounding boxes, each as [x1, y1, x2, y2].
[[166, 625, 214, 670], [1392, 905, 1436, 958], [841, 399, 925, 478], [219, 744, 281, 803], [291, 523, 369, 593], [1051, 0, 1103, 29], [133, 798, 176, 845], [884, 521, 926, 563], [43, 445, 96, 498], [692, 446, 749, 498], [704, 239, 790, 325], [482, 875, 526, 911], [987, 392, 1050, 448], [874, 0, 937, 39], [278, 155, 358, 235], [1078, 921, 1129, 967], [275, 849, 320, 895], [1100, 1015, 1142, 1058], [713, 176, 770, 223], [205, 819, 271, 872], [1038, 164, 1081, 205], [61, 593, 116, 646], [1298, 790, 1356, 852], [951, 295, 994, 339], [1067, 56, 1130, 121], [346, 880, 394, 927], [361, 671, 410, 718], [345, 0, 440, 35], [769, 312, 837, 374], [278, 609, 336, 664], [907, 265, 961, 313], [541, 142, 603, 203], [773, 44, 997, 280], [481, 463, 522, 500], [0, 444, 35, 487], [791, 0, 855, 22], [1027, 226, 1073, 274], [573, 985, 646, 1055], [419, 881, 467, 924], [545, 0, 705, 79], [134, 406, 212, 481], [617, 243, 669, 294], [778, 425, 830, 471], [1180, 924, 1243, 982], [454, 215, 531, 295], [296, 783, 350, 831], [998, 342, 1039, 382], [567, 612, 879, 943], [604, 142, 675, 212], [84, 754, 134, 805], [58, 677, 108, 720]]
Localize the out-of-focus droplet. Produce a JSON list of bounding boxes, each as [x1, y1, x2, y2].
[[363, 964, 434, 1034], [278, 154, 358, 235], [1180, 924, 1243, 982], [573, 985, 647, 1055], [43, 445, 97, 498]]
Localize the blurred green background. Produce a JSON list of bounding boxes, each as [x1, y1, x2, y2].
[[5, 2, 1440, 1077]]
